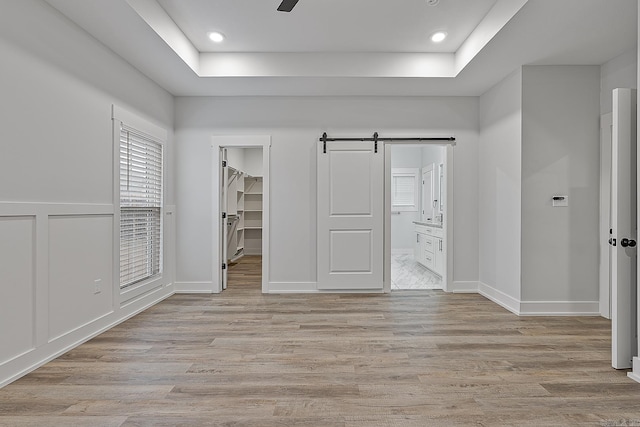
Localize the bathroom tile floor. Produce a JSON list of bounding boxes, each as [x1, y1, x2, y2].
[[391, 252, 442, 290]]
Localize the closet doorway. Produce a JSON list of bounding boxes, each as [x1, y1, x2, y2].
[[386, 143, 452, 292], [212, 136, 270, 294]]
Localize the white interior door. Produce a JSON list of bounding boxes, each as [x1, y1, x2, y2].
[[600, 113, 613, 319], [422, 165, 435, 222], [317, 141, 384, 290], [221, 148, 229, 291], [611, 88, 637, 369]]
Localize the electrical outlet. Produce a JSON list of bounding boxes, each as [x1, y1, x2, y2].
[[94, 279, 102, 294]]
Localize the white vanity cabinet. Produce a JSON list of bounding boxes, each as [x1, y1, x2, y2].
[[414, 223, 444, 277]]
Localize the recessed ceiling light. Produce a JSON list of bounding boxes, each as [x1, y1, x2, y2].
[[431, 31, 447, 43], [208, 32, 225, 43]]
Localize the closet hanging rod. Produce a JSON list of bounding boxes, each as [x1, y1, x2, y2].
[[320, 132, 456, 153]]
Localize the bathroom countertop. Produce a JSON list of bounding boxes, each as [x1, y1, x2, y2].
[[413, 221, 443, 229]]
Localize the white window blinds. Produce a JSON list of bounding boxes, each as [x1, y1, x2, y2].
[[393, 176, 415, 206], [119, 125, 163, 289], [391, 169, 419, 212]]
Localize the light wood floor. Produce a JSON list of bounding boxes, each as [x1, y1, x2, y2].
[[1, 255, 639, 426]]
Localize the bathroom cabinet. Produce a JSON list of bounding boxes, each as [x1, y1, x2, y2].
[[414, 222, 444, 277]]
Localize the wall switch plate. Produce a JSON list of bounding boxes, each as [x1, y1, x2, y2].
[[552, 195, 568, 207], [94, 279, 102, 294]]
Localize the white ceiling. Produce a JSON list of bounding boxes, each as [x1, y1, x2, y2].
[[155, 0, 498, 53], [44, 0, 637, 97]]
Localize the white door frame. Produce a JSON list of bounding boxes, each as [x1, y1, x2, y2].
[[221, 148, 229, 290], [384, 141, 455, 293], [212, 136, 271, 294]]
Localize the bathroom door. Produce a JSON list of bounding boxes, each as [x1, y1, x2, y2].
[[611, 88, 637, 369], [317, 141, 384, 290], [422, 165, 435, 222]]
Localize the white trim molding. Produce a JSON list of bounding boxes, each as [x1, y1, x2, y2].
[[628, 358, 640, 384], [174, 282, 215, 294], [0, 202, 113, 217], [519, 300, 600, 316], [450, 281, 480, 293], [477, 282, 600, 316], [478, 282, 521, 315]]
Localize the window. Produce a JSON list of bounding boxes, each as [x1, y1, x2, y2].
[[391, 168, 419, 212], [119, 124, 163, 289]]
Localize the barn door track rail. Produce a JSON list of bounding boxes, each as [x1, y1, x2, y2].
[[320, 132, 456, 154]]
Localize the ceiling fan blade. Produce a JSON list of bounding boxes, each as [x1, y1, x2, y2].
[[277, 0, 299, 12]]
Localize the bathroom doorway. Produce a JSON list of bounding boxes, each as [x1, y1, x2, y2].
[[388, 144, 448, 291]]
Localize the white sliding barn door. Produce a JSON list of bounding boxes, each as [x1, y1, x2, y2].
[[317, 141, 384, 290], [611, 88, 637, 369]]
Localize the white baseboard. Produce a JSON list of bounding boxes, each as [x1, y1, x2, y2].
[[628, 372, 640, 383], [174, 281, 215, 293], [478, 282, 521, 315], [519, 300, 600, 316], [629, 358, 640, 384], [450, 281, 479, 293], [477, 282, 601, 316], [391, 248, 414, 255]]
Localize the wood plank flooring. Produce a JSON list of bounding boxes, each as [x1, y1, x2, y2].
[[1, 255, 639, 426]]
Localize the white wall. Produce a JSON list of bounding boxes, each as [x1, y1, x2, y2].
[[226, 148, 245, 171], [601, 48, 638, 115], [478, 69, 523, 302], [422, 146, 445, 170], [175, 96, 479, 290], [479, 64, 610, 314], [390, 145, 422, 251], [225, 148, 263, 176], [244, 148, 264, 177], [521, 66, 601, 303], [0, 0, 175, 387]]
